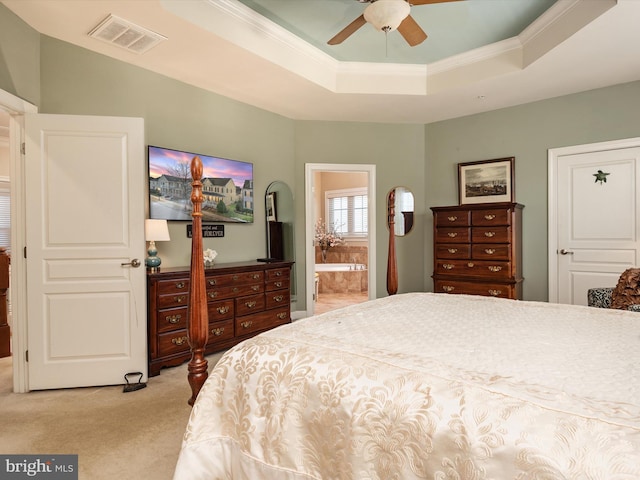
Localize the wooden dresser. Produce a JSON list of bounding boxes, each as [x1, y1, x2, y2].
[[147, 260, 293, 376], [431, 203, 523, 299]]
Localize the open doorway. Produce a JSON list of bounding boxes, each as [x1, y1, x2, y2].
[[305, 164, 376, 316]]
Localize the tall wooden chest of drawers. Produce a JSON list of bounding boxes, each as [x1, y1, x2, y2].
[[431, 203, 523, 299], [147, 260, 293, 376]]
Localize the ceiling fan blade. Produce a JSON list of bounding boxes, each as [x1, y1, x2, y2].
[[409, 0, 465, 5], [328, 14, 367, 45], [397, 15, 427, 46]]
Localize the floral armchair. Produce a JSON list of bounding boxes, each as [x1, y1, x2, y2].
[[587, 268, 640, 312]]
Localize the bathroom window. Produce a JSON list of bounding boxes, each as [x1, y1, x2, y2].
[[326, 188, 368, 238]]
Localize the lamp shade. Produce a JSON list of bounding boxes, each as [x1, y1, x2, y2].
[[145, 219, 170, 241], [364, 0, 410, 32]]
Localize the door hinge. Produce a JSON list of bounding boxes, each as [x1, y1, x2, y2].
[[21, 142, 25, 155], [25, 350, 28, 362], [23, 246, 26, 258]]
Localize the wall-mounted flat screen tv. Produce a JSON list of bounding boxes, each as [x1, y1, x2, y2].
[[148, 145, 254, 223]]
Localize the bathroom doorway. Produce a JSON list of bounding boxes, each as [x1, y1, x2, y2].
[[305, 164, 376, 316]]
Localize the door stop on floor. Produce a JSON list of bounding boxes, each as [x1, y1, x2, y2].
[[123, 372, 147, 393]]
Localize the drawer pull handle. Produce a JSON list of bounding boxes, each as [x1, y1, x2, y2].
[[208, 279, 217, 286], [211, 327, 224, 336], [442, 264, 454, 270], [174, 295, 186, 304], [447, 216, 457, 222], [442, 285, 455, 292], [273, 295, 284, 302], [175, 281, 186, 289], [241, 320, 253, 329], [277, 312, 287, 320], [467, 262, 474, 267], [245, 301, 257, 308], [275, 281, 283, 288], [166, 314, 181, 324], [484, 248, 496, 255], [447, 248, 458, 254], [275, 271, 283, 277], [208, 292, 218, 299], [233, 287, 239, 293], [447, 232, 458, 238], [233, 275, 239, 281], [488, 266, 502, 272], [253, 274, 261, 280], [484, 214, 496, 220], [488, 289, 502, 296], [252, 285, 260, 291], [172, 336, 188, 346], [484, 231, 496, 237], [216, 306, 229, 315]]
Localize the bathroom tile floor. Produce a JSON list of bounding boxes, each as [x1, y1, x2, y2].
[[314, 292, 369, 315]]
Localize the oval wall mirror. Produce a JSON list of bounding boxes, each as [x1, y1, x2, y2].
[[387, 186, 414, 236]]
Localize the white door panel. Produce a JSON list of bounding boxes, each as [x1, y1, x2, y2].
[[551, 143, 640, 305], [25, 114, 146, 390]]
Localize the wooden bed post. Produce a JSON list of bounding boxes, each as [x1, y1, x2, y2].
[[187, 156, 209, 406], [387, 188, 398, 295]]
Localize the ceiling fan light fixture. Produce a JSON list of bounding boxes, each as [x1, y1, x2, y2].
[[364, 0, 411, 33]]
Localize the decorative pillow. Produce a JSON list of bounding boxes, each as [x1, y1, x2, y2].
[[610, 268, 640, 310]]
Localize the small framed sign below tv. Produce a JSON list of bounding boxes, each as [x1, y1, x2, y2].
[[148, 145, 254, 223]]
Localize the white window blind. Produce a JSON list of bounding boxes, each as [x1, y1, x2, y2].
[[0, 182, 9, 253], [326, 188, 368, 238]]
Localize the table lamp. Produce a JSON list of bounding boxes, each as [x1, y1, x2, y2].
[[145, 219, 170, 271]]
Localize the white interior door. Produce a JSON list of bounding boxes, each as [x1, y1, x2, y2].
[[25, 113, 146, 390], [549, 140, 640, 305]]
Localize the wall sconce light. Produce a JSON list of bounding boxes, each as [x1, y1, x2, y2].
[[145, 219, 170, 271]]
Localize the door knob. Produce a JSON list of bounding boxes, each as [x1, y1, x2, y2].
[[559, 249, 574, 255], [121, 259, 141, 267]]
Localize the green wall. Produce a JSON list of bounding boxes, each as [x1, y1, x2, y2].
[[2, 3, 640, 306], [425, 81, 640, 301]]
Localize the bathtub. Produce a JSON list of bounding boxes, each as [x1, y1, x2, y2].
[[315, 263, 367, 272], [315, 263, 368, 294]]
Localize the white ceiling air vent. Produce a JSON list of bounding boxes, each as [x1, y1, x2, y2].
[[88, 14, 166, 54]]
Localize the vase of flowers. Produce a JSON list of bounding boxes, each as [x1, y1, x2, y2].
[[203, 248, 218, 268], [314, 219, 344, 263]]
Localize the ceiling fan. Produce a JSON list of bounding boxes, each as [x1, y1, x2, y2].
[[328, 0, 464, 47]]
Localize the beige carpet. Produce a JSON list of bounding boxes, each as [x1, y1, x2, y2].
[[0, 352, 224, 480]]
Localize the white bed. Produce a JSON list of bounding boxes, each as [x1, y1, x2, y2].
[[173, 292, 640, 479]]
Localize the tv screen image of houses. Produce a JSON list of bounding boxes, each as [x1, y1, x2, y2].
[[148, 145, 254, 223]]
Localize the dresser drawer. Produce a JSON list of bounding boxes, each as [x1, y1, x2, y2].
[[157, 329, 190, 356], [434, 279, 514, 299], [207, 318, 234, 344], [235, 293, 266, 316], [435, 227, 470, 243], [266, 268, 290, 281], [235, 307, 290, 336], [207, 299, 234, 321], [434, 210, 470, 227], [472, 208, 511, 226], [157, 307, 188, 333], [158, 292, 189, 309], [435, 260, 511, 279], [472, 244, 511, 261], [205, 271, 264, 287], [266, 277, 289, 291], [207, 283, 264, 301], [436, 244, 471, 259], [266, 290, 289, 310], [157, 278, 190, 295], [471, 226, 510, 243]]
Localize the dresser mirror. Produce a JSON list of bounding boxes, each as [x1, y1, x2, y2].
[[387, 186, 414, 236], [264, 181, 296, 295]]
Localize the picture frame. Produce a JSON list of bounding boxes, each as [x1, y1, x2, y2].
[[266, 192, 277, 222], [458, 157, 515, 205]]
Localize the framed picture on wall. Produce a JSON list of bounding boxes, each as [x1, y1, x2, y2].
[[458, 157, 515, 205], [266, 192, 277, 221]]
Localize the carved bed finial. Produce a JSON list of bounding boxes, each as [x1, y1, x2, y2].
[[387, 188, 398, 295], [187, 155, 209, 406]]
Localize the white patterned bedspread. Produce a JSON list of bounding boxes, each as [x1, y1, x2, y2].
[[173, 293, 640, 479]]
